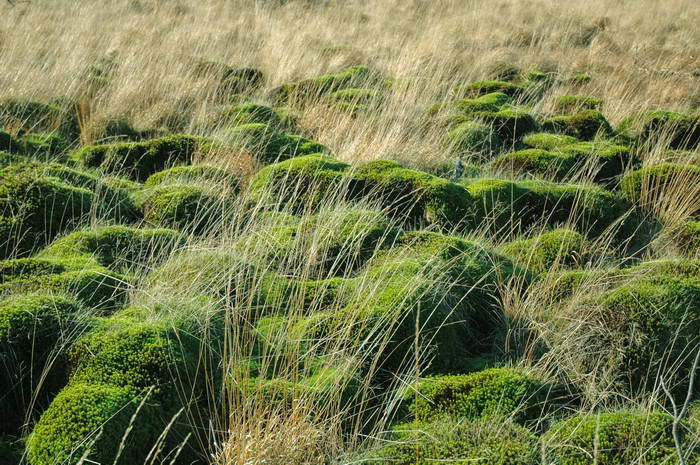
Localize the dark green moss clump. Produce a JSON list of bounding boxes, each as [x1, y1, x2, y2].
[[138, 184, 230, 232], [0, 172, 94, 259], [0, 295, 83, 434], [543, 411, 679, 465], [621, 163, 700, 215], [618, 110, 700, 149], [0, 98, 80, 139], [542, 110, 615, 140], [214, 103, 293, 130], [364, 417, 538, 465], [221, 123, 329, 165], [489, 148, 578, 180], [553, 96, 603, 113], [71, 135, 214, 181], [452, 80, 525, 99], [440, 121, 503, 159], [404, 368, 564, 425], [144, 164, 240, 192], [499, 229, 590, 273], [273, 65, 378, 103]]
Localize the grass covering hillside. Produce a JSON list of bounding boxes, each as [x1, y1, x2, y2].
[[1, 0, 700, 463]]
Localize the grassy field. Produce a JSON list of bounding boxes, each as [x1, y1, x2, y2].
[[1, 0, 700, 463]]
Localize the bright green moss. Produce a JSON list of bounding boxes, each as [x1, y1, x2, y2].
[[440, 121, 503, 158], [273, 65, 377, 102], [0, 295, 83, 434], [221, 123, 329, 165], [249, 154, 351, 210], [295, 232, 528, 376], [26, 383, 185, 465], [38, 225, 182, 274], [621, 163, 700, 215], [596, 275, 700, 392], [522, 71, 557, 83], [0, 151, 27, 167], [565, 74, 592, 85], [71, 134, 213, 181], [405, 368, 564, 425], [295, 208, 401, 276], [473, 106, 538, 141], [462, 178, 628, 237], [543, 411, 680, 465], [676, 221, 700, 254], [138, 184, 229, 232], [522, 132, 579, 150], [618, 110, 700, 149], [353, 160, 474, 229], [217, 103, 284, 128], [452, 80, 526, 98], [21, 132, 71, 158], [489, 148, 578, 180], [144, 164, 240, 192], [542, 110, 615, 140], [0, 98, 80, 139], [0, 172, 94, 259], [364, 417, 538, 465], [430, 92, 512, 117], [499, 229, 589, 273], [328, 87, 380, 104], [554, 95, 603, 113]]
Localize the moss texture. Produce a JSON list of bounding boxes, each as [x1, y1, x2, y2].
[[144, 164, 240, 192], [618, 110, 700, 149], [621, 163, 700, 216], [71, 135, 214, 181], [543, 411, 680, 465], [440, 121, 503, 158], [273, 65, 377, 103], [499, 229, 589, 273], [364, 417, 538, 465], [553, 95, 603, 113], [221, 123, 329, 165], [542, 110, 615, 140]]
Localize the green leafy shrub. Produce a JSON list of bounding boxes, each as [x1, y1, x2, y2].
[[221, 123, 329, 165], [364, 417, 538, 465], [71, 135, 214, 181], [542, 110, 615, 140], [543, 411, 680, 465], [499, 229, 589, 273], [618, 110, 700, 149], [0, 295, 83, 434]]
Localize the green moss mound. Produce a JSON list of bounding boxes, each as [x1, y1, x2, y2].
[[249, 154, 351, 211], [489, 148, 578, 180], [542, 110, 614, 140], [0, 98, 80, 139], [292, 232, 529, 376], [618, 110, 700, 149], [676, 221, 700, 254], [543, 411, 680, 465], [0, 295, 83, 434], [440, 121, 503, 158], [473, 106, 538, 141], [327, 87, 382, 114], [405, 368, 565, 425], [452, 80, 526, 99], [1, 226, 180, 308], [499, 229, 589, 273], [621, 163, 700, 216], [138, 184, 230, 232], [273, 65, 377, 103], [462, 178, 629, 237], [364, 417, 538, 465], [554, 96, 603, 113], [216, 103, 285, 128], [144, 164, 240, 192], [71, 135, 214, 181], [0, 172, 94, 259], [522, 132, 579, 150], [221, 123, 329, 165]]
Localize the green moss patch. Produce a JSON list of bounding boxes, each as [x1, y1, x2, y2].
[[499, 229, 590, 273], [618, 110, 700, 149], [542, 110, 615, 140]]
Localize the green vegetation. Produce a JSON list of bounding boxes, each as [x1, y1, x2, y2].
[[220, 123, 329, 164], [618, 110, 700, 149], [542, 109, 615, 140], [499, 228, 590, 273]]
